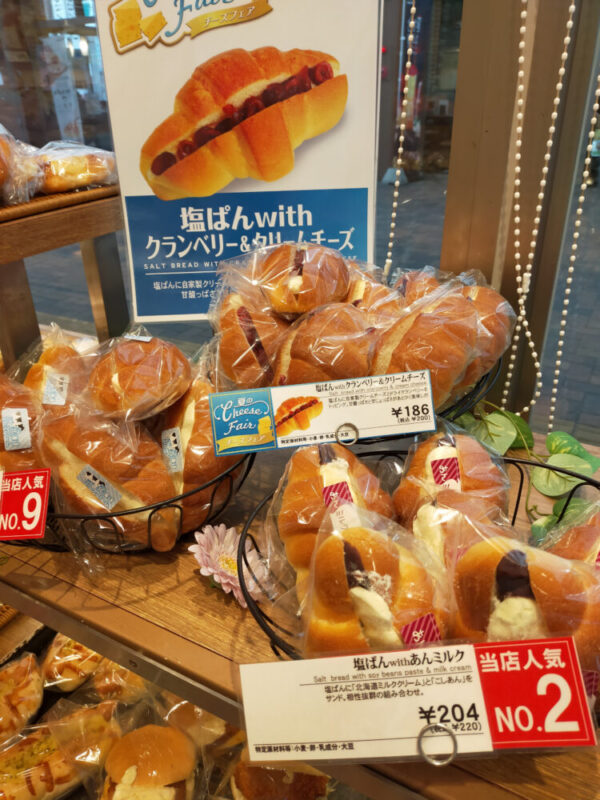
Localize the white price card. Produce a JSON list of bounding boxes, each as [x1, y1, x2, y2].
[[240, 645, 493, 762]]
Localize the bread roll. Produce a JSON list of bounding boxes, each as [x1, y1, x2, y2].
[[162, 692, 244, 752], [371, 289, 479, 408], [37, 410, 180, 551], [546, 510, 600, 566], [0, 374, 43, 474], [393, 431, 510, 526], [454, 536, 600, 670], [141, 47, 348, 200], [87, 336, 192, 420], [41, 632, 103, 692], [217, 289, 290, 388], [92, 659, 148, 704], [345, 266, 404, 318], [158, 377, 239, 532], [101, 724, 196, 800], [276, 443, 394, 601], [0, 654, 43, 744], [24, 342, 89, 407], [255, 243, 350, 317], [33, 146, 116, 193], [305, 526, 448, 656], [393, 268, 442, 306], [273, 303, 380, 386], [231, 759, 329, 800]]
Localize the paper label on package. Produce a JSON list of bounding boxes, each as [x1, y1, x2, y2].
[[42, 371, 70, 406], [401, 613, 441, 646], [322, 482, 362, 529], [1, 409, 31, 451], [430, 456, 461, 490], [77, 465, 121, 511], [124, 333, 152, 342], [210, 371, 436, 456], [161, 427, 184, 473]]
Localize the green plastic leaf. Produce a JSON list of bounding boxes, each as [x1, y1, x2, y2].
[[531, 515, 558, 545], [499, 410, 534, 450], [546, 432, 600, 471], [454, 412, 478, 433], [474, 412, 517, 455], [552, 497, 594, 526], [531, 454, 594, 498]]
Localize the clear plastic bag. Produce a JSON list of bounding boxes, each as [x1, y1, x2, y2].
[[41, 632, 104, 693], [84, 325, 192, 421], [0, 653, 44, 745], [32, 141, 117, 194], [302, 506, 451, 658], [230, 747, 330, 800], [155, 372, 240, 533], [88, 659, 150, 705], [35, 404, 181, 553], [0, 127, 42, 205], [0, 373, 44, 474], [540, 501, 600, 566]]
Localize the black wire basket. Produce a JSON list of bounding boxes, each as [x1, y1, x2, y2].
[[237, 451, 600, 661], [8, 452, 255, 554]]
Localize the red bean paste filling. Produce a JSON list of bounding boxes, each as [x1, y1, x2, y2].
[[151, 62, 334, 175], [343, 540, 371, 591], [290, 248, 305, 279], [236, 306, 274, 382], [495, 550, 535, 601], [276, 397, 318, 428], [318, 443, 336, 464]]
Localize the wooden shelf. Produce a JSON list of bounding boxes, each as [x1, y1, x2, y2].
[[0, 443, 598, 800]]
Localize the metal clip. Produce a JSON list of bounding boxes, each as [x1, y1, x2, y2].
[[335, 423, 359, 446], [416, 723, 458, 767]]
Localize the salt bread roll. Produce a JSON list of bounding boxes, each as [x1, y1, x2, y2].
[[0, 374, 42, 474]]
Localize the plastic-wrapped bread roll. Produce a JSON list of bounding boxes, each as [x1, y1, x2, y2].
[[216, 287, 290, 388], [0, 374, 43, 474], [273, 303, 380, 386], [37, 408, 180, 551], [87, 335, 192, 420], [141, 47, 348, 199], [275, 443, 395, 601], [544, 507, 600, 566], [454, 536, 600, 670], [31, 142, 117, 193], [254, 243, 350, 317], [92, 659, 148, 704], [345, 265, 405, 318], [372, 286, 479, 408], [393, 267, 442, 306], [304, 526, 449, 657], [393, 430, 510, 527], [41, 632, 103, 692], [0, 654, 44, 744], [158, 377, 239, 532], [231, 752, 329, 800]]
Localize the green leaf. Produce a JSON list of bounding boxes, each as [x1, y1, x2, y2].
[[475, 412, 518, 455], [499, 410, 534, 449], [454, 412, 478, 433], [552, 496, 594, 525], [531, 515, 558, 545], [531, 453, 594, 498], [546, 432, 600, 471]]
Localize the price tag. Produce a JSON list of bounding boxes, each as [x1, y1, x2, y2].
[[210, 371, 436, 456], [240, 638, 596, 763], [474, 638, 596, 749], [0, 469, 51, 540]]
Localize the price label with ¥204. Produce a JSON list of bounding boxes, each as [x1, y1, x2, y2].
[[0, 469, 51, 540]]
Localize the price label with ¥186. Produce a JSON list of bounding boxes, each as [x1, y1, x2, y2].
[[0, 469, 51, 540]]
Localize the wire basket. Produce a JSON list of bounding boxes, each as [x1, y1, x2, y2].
[[237, 452, 600, 660], [7, 453, 255, 554]]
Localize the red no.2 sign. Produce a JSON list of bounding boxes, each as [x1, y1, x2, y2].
[[0, 469, 51, 540]]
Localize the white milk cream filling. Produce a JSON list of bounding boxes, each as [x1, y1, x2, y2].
[[487, 596, 549, 641]]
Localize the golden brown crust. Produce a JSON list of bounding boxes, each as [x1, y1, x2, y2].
[[104, 724, 195, 786], [393, 269, 442, 306], [393, 432, 509, 525], [41, 633, 103, 691], [232, 762, 329, 800], [87, 337, 192, 420], [274, 396, 323, 438], [140, 47, 347, 200], [0, 655, 43, 744], [23, 343, 89, 404], [35, 151, 116, 193], [345, 267, 404, 318], [0, 375, 42, 474], [256, 244, 350, 316], [92, 660, 147, 704], [547, 512, 600, 565]]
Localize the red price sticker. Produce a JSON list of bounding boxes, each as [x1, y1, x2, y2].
[[475, 638, 596, 749], [0, 469, 50, 540]]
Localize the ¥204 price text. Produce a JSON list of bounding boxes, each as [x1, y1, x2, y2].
[[418, 702, 483, 733]]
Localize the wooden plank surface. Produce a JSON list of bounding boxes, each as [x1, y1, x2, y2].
[[0, 613, 43, 664], [0, 193, 123, 262], [0, 185, 118, 223]]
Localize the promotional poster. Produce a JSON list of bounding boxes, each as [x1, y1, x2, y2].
[[96, 0, 382, 320]]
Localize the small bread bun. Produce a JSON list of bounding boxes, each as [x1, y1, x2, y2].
[[547, 511, 600, 565], [87, 337, 192, 420], [371, 289, 478, 408], [277, 443, 394, 600], [305, 526, 447, 656], [0, 374, 42, 474], [217, 290, 290, 387], [454, 536, 600, 670], [394, 268, 442, 306], [273, 303, 379, 386], [231, 760, 329, 800], [393, 431, 509, 526], [256, 243, 349, 317], [104, 724, 195, 787]]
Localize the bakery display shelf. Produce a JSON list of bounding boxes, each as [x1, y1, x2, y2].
[[0, 441, 599, 800], [0, 186, 122, 263]]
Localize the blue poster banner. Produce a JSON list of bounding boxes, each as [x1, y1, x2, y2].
[[125, 187, 368, 320]]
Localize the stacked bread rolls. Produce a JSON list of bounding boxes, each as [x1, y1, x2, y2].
[[212, 242, 516, 410]]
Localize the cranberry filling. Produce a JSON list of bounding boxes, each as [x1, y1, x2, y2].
[[276, 397, 319, 428], [236, 306, 274, 382], [151, 61, 335, 175]]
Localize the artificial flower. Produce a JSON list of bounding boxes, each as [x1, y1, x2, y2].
[[189, 523, 267, 608]]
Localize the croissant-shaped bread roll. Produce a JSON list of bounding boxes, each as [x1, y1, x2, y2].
[[141, 47, 348, 199]]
